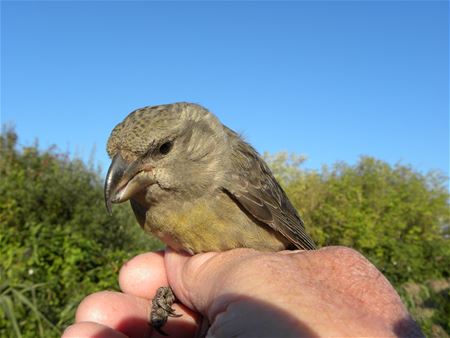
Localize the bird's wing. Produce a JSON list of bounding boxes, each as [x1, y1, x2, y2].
[[221, 128, 316, 250]]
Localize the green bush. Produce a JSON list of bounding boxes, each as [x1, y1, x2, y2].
[[266, 153, 449, 284], [0, 128, 163, 337]]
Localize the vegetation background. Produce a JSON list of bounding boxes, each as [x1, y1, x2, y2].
[[1, 128, 449, 337]]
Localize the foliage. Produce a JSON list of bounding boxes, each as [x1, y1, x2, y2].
[[398, 279, 450, 337], [266, 154, 450, 284], [0, 128, 163, 337]]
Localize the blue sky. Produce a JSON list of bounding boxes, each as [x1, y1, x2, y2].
[[2, 1, 448, 178]]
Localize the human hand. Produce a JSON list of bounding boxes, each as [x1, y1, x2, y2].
[[63, 246, 423, 337]]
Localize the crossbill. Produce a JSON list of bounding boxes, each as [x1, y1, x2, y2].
[[104, 102, 315, 334]]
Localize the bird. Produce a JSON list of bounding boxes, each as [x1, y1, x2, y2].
[[104, 102, 316, 334]]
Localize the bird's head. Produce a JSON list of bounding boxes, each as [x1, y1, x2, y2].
[[104, 102, 228, 213]]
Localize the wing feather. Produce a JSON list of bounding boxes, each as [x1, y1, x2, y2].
[[222, 127, 316, 250]]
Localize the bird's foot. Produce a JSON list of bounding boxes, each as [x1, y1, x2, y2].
[[150, 286, 182, 336]]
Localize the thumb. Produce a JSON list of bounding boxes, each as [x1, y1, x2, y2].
[[163, 247, 263, 318]]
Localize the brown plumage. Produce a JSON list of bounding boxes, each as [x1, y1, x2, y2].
[[105, 102, 315, 252], [104, 102, 315, 333]]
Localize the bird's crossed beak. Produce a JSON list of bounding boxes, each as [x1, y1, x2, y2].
[[104, 154, 155, 214]]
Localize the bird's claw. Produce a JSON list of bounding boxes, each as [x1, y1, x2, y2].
[[150, 286, 182, 335]]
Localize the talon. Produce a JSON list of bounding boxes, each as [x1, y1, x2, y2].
[[154, 298, 171, 312], [165, 305, 180, 316], [149, 286, 182, 334]]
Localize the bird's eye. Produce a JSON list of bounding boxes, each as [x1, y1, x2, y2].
[[159, 141, 173, 155]]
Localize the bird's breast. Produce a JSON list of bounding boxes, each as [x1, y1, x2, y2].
[[143, 192, 290, 254]]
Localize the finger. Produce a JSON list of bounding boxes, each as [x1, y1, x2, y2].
[[76, 290, 198, 338], [119, 251, 168, 299], [62, 321, 128, 338], [164, 248, 263, 314], [76, 291, 151, 338]]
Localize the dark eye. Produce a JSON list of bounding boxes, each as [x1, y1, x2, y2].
[[159, 141, 173, 155]]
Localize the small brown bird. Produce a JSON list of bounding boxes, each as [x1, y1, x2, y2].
[[104, 102, 315, 334]]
